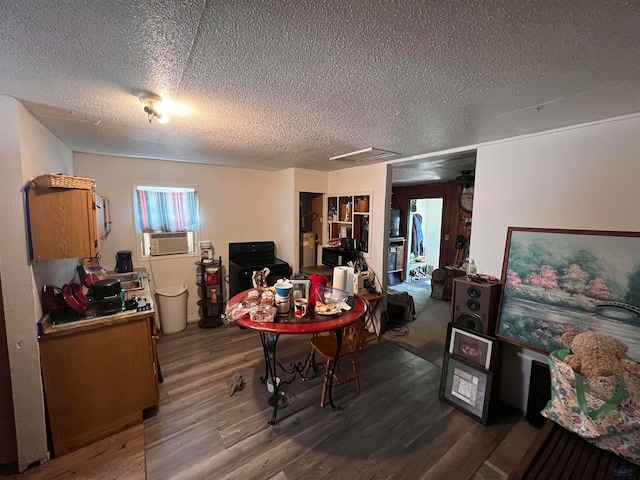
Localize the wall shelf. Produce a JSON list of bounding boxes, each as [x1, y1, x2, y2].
[[326, 193, 371, 254]]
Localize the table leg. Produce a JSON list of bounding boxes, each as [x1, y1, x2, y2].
[[327, 329, 343, 410], [259, 332, 271, 381], [259, 331, 280, 425]]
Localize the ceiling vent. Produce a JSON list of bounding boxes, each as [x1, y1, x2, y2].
[[329, 147, 399, 163], [455, 170, 475, 186]]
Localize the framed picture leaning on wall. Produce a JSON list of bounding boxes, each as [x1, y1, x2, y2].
[[440, 353, 493, 424], [446, 323, 497, 370], [496, 227, 640, 360]]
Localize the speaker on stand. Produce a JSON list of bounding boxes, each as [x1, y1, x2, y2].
[[451, 277, 502, 336]]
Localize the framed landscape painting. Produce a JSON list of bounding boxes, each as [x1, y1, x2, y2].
[[496, 227, 640, 360]]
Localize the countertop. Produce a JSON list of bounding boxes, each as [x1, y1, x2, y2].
[[38, 306, 155, 339], [39, 267, 155, 339]]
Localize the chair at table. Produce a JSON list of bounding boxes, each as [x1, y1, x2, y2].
[[303, 317, 366, 407]]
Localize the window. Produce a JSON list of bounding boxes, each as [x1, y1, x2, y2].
[[134, 185, 200, 256]]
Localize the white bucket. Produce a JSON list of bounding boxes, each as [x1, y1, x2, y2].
[[155, 284, 189, 334]]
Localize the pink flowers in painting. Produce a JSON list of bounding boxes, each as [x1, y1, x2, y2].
[[507, 264, 611, 304]]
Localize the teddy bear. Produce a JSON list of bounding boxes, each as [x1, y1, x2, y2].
[[561, 331, 640, 378]]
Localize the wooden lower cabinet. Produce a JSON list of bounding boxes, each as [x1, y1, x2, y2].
[[39, 315, 159, 456]]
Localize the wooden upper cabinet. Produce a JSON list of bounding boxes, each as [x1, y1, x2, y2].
[[27, 187, 109, 261]]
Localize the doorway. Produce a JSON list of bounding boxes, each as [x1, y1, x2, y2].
[[405, 198, 443, 289], [299, 192, 323, 269]]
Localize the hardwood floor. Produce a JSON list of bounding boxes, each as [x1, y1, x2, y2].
[[9, 302, 529, 479], [5, 424, 145, 479], [146, 323, 519, 480]]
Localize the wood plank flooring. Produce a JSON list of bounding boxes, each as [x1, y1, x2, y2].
[[8, 318, 523, 479], [5, 424, 145, 479], [146, 322, 518, 480]]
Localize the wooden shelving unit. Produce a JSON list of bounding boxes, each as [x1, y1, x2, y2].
[[326, 193, 371, 254], [387, 237, 405, 285]]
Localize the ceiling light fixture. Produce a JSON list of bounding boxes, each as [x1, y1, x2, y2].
[[138, 93, 167, 124]]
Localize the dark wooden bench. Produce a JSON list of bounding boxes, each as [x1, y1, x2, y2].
[[509, 420, 639, 479]]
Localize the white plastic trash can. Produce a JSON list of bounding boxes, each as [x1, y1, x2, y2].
[[156, 284, 189, 334]]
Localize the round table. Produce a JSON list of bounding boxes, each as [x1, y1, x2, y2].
[[299, 264, 334, 283], [229, 288, 366, 424]]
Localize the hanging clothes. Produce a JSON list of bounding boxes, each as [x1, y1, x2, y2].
[[411, 213, 425, 256]]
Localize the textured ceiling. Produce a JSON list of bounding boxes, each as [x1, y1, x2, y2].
[[2, 0, 640, 183]]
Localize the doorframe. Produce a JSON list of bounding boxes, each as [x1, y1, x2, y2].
[[391, 182, 465, 272], [405, 198, 444, 282]]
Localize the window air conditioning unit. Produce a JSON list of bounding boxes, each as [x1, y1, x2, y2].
[[150, 232, 189, 256]]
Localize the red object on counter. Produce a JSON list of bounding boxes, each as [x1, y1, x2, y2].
[[308, 274, 327, 307], [62, 283, 87, 316]]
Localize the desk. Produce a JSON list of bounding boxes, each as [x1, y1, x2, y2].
[[230, 289, 366, 424], [360, 292, 385, 339]]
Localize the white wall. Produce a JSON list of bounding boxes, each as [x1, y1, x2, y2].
[[422, 199, 443, 269], [9, 101, 639, 460], [408, 199, 443, 270], [74, 153, 295, 322], [0, 96, 74, 470], [85, 156, 385, 309], [274, 168, 296, 272], [470, 113, 640, 410], [328, 163, 390, 295]]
